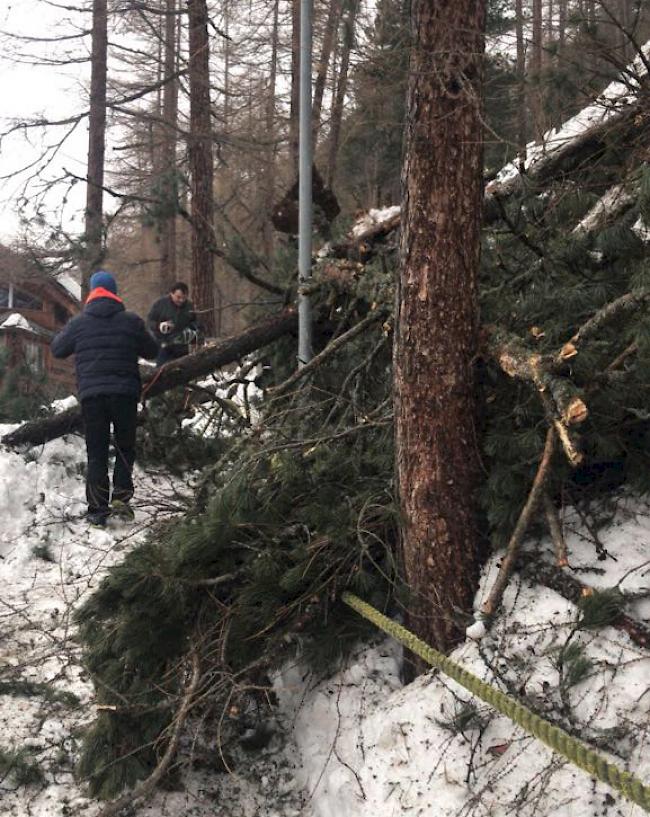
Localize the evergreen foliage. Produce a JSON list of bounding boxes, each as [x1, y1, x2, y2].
[[479, 167, 650, 545], [578, 588, 626, 630], [0, 349, 53, 423], [74, 130, 650, 795], [138, 389, 226, 473], [0, 746, 44, 787], [0, 679, 80, 707], [337, 0, 409, 208], [75, 299, 399, 797], [72, 4, 650, 797]]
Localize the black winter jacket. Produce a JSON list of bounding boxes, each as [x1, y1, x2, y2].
[[147, 295, 197, 345], [51, 295, 159, 401]]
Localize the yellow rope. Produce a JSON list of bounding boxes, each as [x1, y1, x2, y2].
[[342, 591, 650, 812]]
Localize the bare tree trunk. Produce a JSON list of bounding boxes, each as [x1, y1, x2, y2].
[[188, 0, 216, 336], [545, 0, 554, 65], [289, 0, 301, 174], [312, 0, 342, 145], [515, 0, 527, 160], [160, 0, 179, 291], [263, 0, 281, 257], [84, 0, 108, 297], [531, 0, 544, 139], [326, 0, 359, 187], [558, 0, 567, 56], [395, 0, 486, 666], [618, 0, 631, 63], [223, 0, 231, 134]]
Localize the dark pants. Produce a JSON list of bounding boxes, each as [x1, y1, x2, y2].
[[81, 395, 139, 517], [156, 344, 188, 367]]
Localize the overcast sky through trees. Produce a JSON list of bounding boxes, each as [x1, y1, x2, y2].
[[0, 3, 91, 241]]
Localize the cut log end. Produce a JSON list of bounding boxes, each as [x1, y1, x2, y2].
[[564, 397, 589, 425], [560, 341, 578, 360]]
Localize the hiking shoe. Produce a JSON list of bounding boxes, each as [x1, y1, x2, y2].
[[87, 512, 109, 528], [111, 499, 135, 521]]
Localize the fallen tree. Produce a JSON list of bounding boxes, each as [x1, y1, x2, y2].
[[318, 74, 650, 262], [1, 309, 298, 449]]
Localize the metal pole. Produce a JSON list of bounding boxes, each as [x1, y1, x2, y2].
[[298, 0, 313, 366]]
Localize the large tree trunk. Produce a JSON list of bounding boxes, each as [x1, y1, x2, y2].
[[395, 0, 486, 666], [84, 0, 108, 297], [160, 0, 179, 291], [188, 0, 217, 336], [515, 0, 527, 160]]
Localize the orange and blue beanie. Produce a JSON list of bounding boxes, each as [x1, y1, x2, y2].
[[89, 270, 117, 294]]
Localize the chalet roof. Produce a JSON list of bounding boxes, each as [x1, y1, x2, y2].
[[53, 274, 81, 303]]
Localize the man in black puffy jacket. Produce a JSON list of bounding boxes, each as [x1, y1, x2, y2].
[[51, 271, 159, 526]]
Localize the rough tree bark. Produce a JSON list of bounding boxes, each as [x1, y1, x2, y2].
[[262, 0, 280, 257], [395, 0, 486, 665], [515, 0, 527, 159], [188, 0, 217, 336], [83, 0, 108, 297]]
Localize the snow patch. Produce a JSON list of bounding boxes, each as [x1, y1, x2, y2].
[[351, 206, 400, 237], [0, 312, 32, 330]]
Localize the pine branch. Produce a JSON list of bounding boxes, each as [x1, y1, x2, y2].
[[95, 649, 201, 817], [268, 308, 387, 398], [521, 558, 650, 650], [543, 492, 568, 568], [554, 291, 650, 367]]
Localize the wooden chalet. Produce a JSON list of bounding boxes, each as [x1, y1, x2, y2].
[[0, 249, 80, 395]]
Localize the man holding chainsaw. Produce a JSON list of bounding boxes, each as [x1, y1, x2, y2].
[[147, 281, 199, 366]]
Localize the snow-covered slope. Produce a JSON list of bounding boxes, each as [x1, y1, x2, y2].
[[283, 499, 650, 816], [1, 430, 649, 817]]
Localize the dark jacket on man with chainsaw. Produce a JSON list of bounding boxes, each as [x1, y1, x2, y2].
[[147, 294, 197, 344], [147, 283, 198, 366], [51, 271, 158, 527]]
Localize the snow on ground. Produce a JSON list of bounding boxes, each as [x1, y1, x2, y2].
[[1, 425, 649, 817], [276, 496, 650, 817], [0, 405, 306, 817], [0, 427, 196, 817]]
